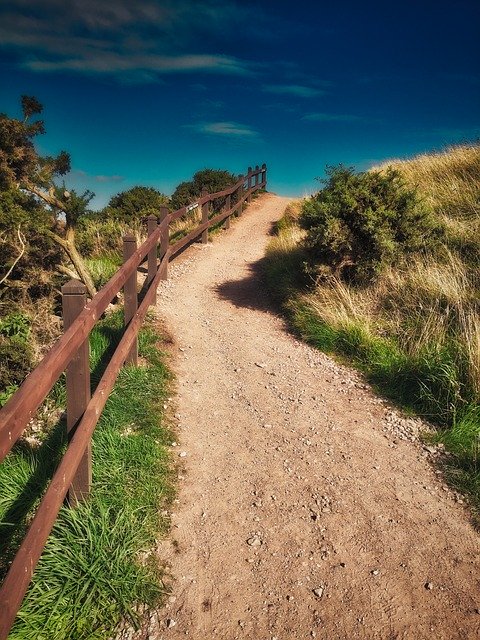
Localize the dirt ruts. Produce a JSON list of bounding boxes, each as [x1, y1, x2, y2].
[[135, 193, 479, 639]]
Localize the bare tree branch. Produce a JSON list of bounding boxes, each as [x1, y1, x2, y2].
[[0, 226, 26, 286]]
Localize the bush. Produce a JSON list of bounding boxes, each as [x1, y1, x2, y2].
[[299, 165, 441, 283], [170, 168, 237, 211], [101, 186, 169, 225]]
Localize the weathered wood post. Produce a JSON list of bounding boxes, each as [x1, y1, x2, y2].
[[123, 234, 138, 365], [159, 205, 169, 280], [224, 193, 231, 229], [62, 279, 91, 505], [201, 189, 209, 244], [237, 177, 244, 216], [247, 166, 252, 203], [261, 162, 267, 187], [147, 214, 157, 305], [255, 165, 260, 188]]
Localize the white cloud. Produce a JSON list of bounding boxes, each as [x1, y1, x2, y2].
[[187, 121, 259, 137]]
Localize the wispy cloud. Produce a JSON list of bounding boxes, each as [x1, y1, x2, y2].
[[186, 121, 259, 137], [263, 84, 326, 98], [71, 169, 124, 183], [27, 53, 252, 77], [0, 0, 259, 81], [95, 174, 124, 183], [302, 112, 363, 123]]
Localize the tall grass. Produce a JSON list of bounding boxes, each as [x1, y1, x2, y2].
[[0, 313, 173, 638], [373, 143, 480, 219], [264, 144, 480, 511]]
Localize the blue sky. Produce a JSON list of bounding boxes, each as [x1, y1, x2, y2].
[[1, 0, 479, 209]]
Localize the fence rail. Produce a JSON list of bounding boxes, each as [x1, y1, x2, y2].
[[0, 163, 266, 638]]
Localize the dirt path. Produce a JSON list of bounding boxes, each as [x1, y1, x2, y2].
[[151, 194, 479, 639]]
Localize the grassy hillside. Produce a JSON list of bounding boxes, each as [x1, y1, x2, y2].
[[264, 143, 480, 513]]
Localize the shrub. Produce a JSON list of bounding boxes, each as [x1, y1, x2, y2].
[[299, 165, 441, 283], [170, 168, 237, 211], [101, 186, 169, 225]]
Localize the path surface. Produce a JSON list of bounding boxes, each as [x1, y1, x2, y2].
[[151, 194, 479, 639]]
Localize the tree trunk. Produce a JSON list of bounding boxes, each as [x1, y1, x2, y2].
[[23, 181, 97, 299], [46, 228, 97, 299]]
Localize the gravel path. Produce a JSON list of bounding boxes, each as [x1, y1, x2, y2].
[[148, 194, 479, 639]]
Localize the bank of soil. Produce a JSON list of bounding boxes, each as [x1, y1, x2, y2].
[[144, 194, 479, 639]]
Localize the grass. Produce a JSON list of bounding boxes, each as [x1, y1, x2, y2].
[[0, 311, 174, 639], [85, 253, 122, 289], [263, 145, 480, 513]]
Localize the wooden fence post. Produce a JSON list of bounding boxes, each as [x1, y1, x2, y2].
[[237, 178, 244, 216], [62, 279, 91, 505], [159, 205, 169, 280], [123, 234, 138, 365], [247, 167, 252, 203], [147, 214, 157, 305], [224, 193, 231, 229], [255, 165, 259, 188], [201, 189, 209, 244], [262, 162, 267, 187]]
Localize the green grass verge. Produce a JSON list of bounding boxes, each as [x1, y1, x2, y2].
[[0, 312, 174, 639], [263, 209, 480, 515]]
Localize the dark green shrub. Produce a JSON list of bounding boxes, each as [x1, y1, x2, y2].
[[299, 165, 441, 283], [170, 168, 237, 211], [101, 186, 169, 225]]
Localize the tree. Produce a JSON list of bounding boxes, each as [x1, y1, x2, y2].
[[102, 186, 169, 224], [0, 96, 96, 297], [170, 168, 237, 210]]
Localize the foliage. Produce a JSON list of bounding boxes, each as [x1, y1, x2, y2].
[[85, 254, 122, 289], [170, 168, 237, 210], [0, 312, 31, 341], [0, 188, 63, 305], [0, 96, 96, 296], [299, 165, 441, 283], [1, 315, 173, 638], [101, 186, 169, 225], [76, 216, 131, 257]]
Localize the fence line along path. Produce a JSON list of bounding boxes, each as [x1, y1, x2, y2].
[[0, 164, 266, 639]]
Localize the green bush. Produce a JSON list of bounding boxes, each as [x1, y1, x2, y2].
[[299, 165, 441, 283], [102, 186, 169, 225], [170, 168, 237, 211]]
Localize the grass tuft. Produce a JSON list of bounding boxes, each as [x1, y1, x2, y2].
[[1, 313, 173, 639]]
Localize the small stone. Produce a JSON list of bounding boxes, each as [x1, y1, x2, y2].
[[423, 445, 437, 454], [425, 582, 434, 590], [371, 569, 380, 576], [313, 587, 324, 598], [179, 451, 187, 457], [166, 618, 176, 628], [247, 536, 262, 547]]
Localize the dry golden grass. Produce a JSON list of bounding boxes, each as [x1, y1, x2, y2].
[[373, 143, 480, 219]]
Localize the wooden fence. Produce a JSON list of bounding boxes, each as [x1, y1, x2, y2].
[[0, 164, 267, 638]]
